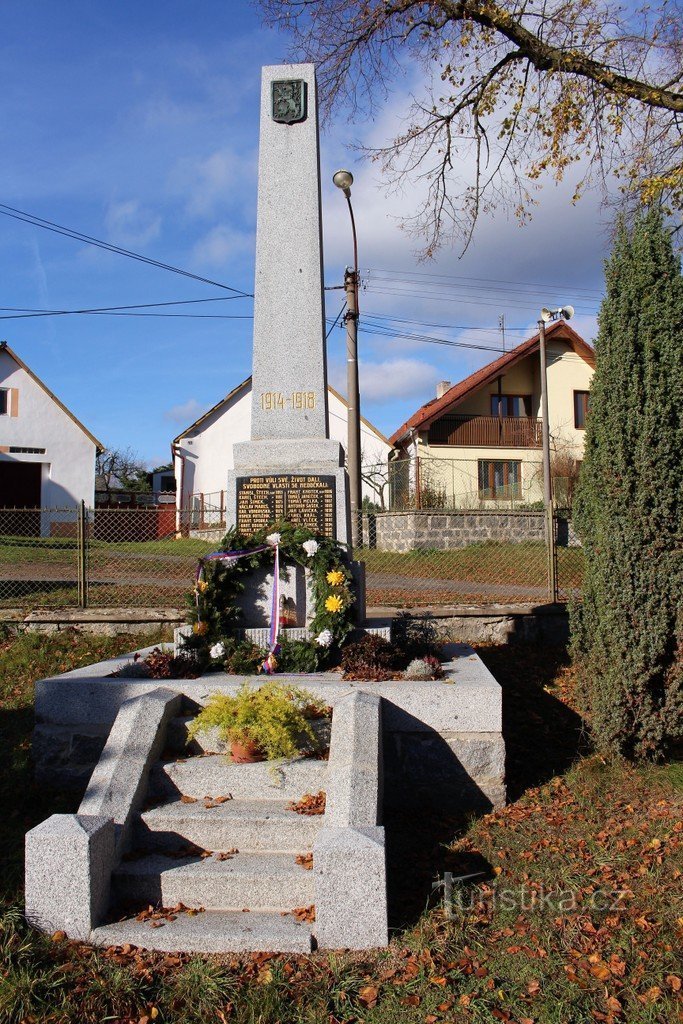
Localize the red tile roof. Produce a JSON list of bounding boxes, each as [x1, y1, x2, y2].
[[388, 320, 595, 447]]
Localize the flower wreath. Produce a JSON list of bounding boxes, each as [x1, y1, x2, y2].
[[185, 521, 355, 672]]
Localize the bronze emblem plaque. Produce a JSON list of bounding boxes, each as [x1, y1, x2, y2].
[[271, 79, 307, 124], [236, 474, 335, 536]]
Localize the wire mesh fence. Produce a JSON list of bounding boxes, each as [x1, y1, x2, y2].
[[0, 502, 584, 611], [356, 507, 583, 607], [0, 508, 81, 608]]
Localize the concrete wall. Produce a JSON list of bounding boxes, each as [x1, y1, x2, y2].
[[0, 348, 97, 509], [173, 382, 390, 508]]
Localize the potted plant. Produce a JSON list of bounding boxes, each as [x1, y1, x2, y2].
[[187, 682, 330, 763]]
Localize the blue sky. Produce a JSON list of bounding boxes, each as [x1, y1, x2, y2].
[[0, 1, 610, 467]]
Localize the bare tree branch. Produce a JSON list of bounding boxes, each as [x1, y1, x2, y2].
[[259, 0, 683, 252]]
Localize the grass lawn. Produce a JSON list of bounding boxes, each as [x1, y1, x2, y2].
[[357, 543, 584, 590], [1, 629, 680, 1023]]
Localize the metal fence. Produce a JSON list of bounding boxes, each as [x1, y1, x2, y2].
[[0, 503, 582, 611]]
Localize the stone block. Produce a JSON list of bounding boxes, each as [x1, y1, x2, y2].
[[70, 733, 107, 764], [78, 687, 182, 854], [314, 826, 388, 949], [25, 814, 114, 940]]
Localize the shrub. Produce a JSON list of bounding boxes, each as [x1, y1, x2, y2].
[[571, 209, 683, 759], [341, 634, 398, 680], [392, 615, 442, 664], [114, 647, 202, 679], [277, 636, 320, 673], [188, 682, 330, 760]]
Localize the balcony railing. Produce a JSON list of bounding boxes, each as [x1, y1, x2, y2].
[[428, 414, 542, 448]]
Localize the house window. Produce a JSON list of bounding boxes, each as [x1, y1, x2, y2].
[[478, 460, 522, 500], [0, 389, 7, 415], [574, 391, 590, 429], [490, 394, 531, 417]]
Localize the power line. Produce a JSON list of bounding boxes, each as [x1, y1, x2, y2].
[[367, 266, 604, 299], [364, 284, 599, 315], [0, 202, 254, 297], [325, 303, 347, 340], [0, 295, 252, 321], [360, 321, 507, 355], [363, 312, 530, 332]]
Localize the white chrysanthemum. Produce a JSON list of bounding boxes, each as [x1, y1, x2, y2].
[[266, 532, 281, 546], [302, 539, 319, 556], [210, 642, 226, 660], [315, 629, 333, 648]]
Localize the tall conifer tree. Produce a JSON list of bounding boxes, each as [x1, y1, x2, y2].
[[571, 209, 683, 758]]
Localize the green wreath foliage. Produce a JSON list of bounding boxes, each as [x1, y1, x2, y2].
[[184, 520, 355, 672]]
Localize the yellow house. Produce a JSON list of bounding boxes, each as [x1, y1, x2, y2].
[[389, 321, 595, 508]]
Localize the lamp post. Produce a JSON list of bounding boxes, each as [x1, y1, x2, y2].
[[538, 304, 574, 602], [333, 169, 362, 548]]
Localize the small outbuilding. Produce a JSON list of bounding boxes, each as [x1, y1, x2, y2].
[[0, 342, 103, 511]]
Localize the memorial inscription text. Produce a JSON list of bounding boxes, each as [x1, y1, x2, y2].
[[236, 474, 335, 537]]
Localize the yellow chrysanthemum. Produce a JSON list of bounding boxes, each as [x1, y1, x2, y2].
[[326, 570, 345, 587], [324, 594, 343, 614], [193, 621, 208, 635], [196, 579, 208, 593]]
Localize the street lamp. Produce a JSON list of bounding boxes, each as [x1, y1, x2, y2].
[[333, 168, 362, 548], [538, 304, 574, 603], [538, 305, 575, 504]]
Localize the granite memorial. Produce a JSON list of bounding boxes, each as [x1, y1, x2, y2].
[[226, 63, 351, 545]]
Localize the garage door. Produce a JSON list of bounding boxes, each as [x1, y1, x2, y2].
[[0, 461, 42, 507]]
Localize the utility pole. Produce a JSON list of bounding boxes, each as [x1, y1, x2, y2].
[[344, 265, 362, 547], [499, 313, 506, 352], [332, 169, 362, 549], [538, 317, 552, 507], [538, 316, 555, 602]]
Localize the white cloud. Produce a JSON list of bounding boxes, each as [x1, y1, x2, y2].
[[104, 199, 161, 247], [359, 357, 440, 402], [171, 146, 257, 218], [191, 224, 253, 267], [164, 398, 204, 425]]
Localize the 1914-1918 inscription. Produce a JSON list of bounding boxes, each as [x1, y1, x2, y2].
[[236, 474, 335, 537]]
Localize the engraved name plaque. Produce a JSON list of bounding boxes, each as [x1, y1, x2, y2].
[[236, 474, 335, 537]]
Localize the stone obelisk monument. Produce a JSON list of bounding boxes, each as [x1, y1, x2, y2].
[[227, 64, 351, 545]]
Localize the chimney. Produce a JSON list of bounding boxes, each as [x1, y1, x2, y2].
[[436, 380, 451, 399]]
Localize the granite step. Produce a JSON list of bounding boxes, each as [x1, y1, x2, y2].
[[113, 850, 314, 911], [136, 797, 322, 853], [91, 908, 313, 953], [151, 753, 327, 802]]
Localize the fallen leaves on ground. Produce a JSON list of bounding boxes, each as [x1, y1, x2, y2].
[[289, 791, 326, 815], [203, 794, 233, 808], [288, 905, 315, 923], [295, 852, 313, 870], [134, 903, 205, 927]]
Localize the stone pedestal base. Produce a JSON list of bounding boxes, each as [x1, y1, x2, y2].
[[227, 438, 351, 547]]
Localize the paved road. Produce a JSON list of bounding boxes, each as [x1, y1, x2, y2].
[[1, 563, 565, 603]]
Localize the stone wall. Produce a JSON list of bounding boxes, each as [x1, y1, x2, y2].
[[365, 510, 544, 552], [363, 510, 580, 552]]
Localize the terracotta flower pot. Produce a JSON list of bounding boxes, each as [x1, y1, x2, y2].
[[229, 739, 266, 764]]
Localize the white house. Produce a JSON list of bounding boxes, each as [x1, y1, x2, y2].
[[0, 342, 103, 510], [172, 378, 392, 520]]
